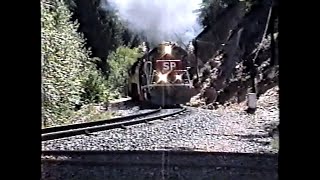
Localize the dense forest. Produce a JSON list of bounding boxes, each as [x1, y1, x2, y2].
[[41, 0, 278, 127]]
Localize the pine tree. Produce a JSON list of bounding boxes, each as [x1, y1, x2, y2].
[[70, 0, 126, 76]]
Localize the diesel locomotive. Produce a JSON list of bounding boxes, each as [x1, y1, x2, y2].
[[128, 41, 197, 106]]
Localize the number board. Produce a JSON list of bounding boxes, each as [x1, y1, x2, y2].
[[155, 60, 183, 73]]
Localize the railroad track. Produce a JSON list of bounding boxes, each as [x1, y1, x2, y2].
[[42, 106, 187, 141], [41, 150, 278, 180]]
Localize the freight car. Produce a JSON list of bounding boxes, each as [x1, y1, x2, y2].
[[128, 41, 197, 106]]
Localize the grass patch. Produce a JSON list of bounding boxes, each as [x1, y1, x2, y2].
[[42, 104, 121, 128]]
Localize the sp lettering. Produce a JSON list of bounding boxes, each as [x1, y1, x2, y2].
[[163, 62, 176, 71]]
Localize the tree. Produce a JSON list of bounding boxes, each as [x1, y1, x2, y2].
[[41, 0, 94, 126], [107, 46, 142, 98], [68, 0, 127, 76]]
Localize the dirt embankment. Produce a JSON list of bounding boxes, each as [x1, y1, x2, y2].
[[188, 0, 278, 108]]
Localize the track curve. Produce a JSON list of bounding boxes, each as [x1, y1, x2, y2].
[[42, 107, 186, 141]]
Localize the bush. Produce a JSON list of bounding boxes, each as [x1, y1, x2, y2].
[[107, 46, 142, 98], [81, 68, 109, 104]]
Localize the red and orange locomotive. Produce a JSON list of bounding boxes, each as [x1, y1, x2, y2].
[[128, 42, 196, 106]]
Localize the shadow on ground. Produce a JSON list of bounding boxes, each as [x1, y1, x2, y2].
[[41, 150, 278, 180]]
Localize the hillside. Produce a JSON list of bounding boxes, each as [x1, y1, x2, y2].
[[189, 0, 278, 108], [41, 0, 142, 127]]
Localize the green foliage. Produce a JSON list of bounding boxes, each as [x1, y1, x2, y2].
[[81, 67, 109, 104], [68, 0, 133, 76], [66, 104, 116, 125], [199, 0, 249, 26], [41, 0, 96, 126], [41, 0, 144, 128], [107, 46, 142, 97]]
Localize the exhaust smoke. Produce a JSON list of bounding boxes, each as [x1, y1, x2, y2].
[[101, 0, 203, 47]]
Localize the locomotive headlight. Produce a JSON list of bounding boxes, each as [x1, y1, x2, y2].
[[175, 74, 183, 81], [164, 45, 172, 55], [157, 73, 168, 83]]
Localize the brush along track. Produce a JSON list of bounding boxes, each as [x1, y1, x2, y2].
[[41, 150, 278, 180], [42, 107, 187, 141]]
